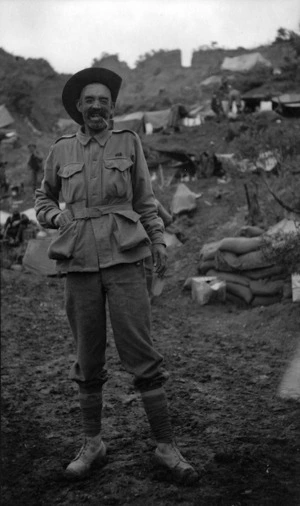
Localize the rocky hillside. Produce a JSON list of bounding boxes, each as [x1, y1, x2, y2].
[[0, 34, 299, 132]]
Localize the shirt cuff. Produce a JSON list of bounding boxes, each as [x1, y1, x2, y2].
[[150, 233, 167, 247], [45, 209, 61, 227]]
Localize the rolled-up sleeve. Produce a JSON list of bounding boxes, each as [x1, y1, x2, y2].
[[35, 145, 61, 228], [131, 134, 165, 245]]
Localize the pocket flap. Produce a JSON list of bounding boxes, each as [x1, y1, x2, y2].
[[104, 158, 132, 172], [114, 210, 141, 223], [58, 163, 84, 178]]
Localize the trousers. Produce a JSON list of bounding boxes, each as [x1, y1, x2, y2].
[[65, 261, 167, 392]]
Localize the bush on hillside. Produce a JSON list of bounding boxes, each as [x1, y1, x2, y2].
[[231, 118, 300, 224], [262, 230, 300, 274], [0, 76, 34, 116]]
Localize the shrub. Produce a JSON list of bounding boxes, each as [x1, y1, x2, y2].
[[262, 229, 300, 274]]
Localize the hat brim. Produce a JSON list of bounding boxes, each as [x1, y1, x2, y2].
[[62, 67, 122, 125]]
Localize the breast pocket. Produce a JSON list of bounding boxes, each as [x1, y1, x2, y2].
[[58, 163, 85, 203], [104, 157, 132, 198]]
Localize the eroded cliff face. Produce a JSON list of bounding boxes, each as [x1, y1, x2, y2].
[[91, 54, 131, 79], [0, 41, 297, 130]]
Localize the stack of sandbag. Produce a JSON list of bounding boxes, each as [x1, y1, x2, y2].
[[198, 228, 287, 306]]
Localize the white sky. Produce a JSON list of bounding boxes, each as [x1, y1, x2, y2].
[[1, 0, 299, 73]]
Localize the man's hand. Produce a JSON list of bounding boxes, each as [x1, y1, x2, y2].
[[152, 243, 168, 277], [53, 210, 73, 228]]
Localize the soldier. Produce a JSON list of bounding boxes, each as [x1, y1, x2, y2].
[[27, 143, 43, 193], [35, 68, 198, 484]]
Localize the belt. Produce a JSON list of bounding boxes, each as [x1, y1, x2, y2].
[[70, 204, 133, 220]]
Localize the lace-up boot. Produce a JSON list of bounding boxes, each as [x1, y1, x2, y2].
[[65, 434, 107, 480], [155, 443, 199, 485]]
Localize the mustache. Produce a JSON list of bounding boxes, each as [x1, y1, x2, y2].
[[88, 107, 109, 119]]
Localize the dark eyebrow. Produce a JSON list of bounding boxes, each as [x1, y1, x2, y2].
[[84, 95, 109, 100]]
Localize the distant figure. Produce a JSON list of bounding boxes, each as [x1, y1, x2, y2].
[[200, 142, 225, 178], [228, 85, 242, 113], [219, 77, 229, 97], [0, 144, 9, 196], [211, 92, 223, 121], [165, 104, 189, 133], [27, 143, 43, 193], [3, 203, 29, 246]]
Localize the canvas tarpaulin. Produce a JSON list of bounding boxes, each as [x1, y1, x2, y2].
[[0, 105, 14, 128], [22, 237, 57, 276], [113, 111, 146, 135], [272, 94, 300, 117], [144, 109, 170, 131], [272, 93, 300, 106], [221, 52, 272, 72], [170, 183, 201, 215]]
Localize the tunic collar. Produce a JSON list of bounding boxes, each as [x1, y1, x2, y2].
[[76, 127, 112, 147]]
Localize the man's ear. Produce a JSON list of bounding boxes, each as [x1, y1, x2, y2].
[[111, 102, 115, 116], [76, 99, 82, 113]]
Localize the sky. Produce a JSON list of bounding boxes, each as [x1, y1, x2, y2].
[[1, 0, 299, 73]]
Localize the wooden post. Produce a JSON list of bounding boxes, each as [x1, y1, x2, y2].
[[244, 182, 262, 226]]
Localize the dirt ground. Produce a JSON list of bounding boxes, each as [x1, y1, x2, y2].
[[1, 126, 300, 506]]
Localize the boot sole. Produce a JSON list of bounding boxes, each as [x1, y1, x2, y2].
[[64, 453, 108, 481], [154, 455, 199, 485]]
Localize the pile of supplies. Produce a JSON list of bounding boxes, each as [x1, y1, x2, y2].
[[185, 219, 299, 306]]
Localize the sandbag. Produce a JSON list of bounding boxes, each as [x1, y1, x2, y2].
[[237, 250, 274, 270], [219, 236, 263, 254], [215, 250, 273, 272], [243, 265, 284, 280], [199, 240, 223, 261], [249, 279, 284, 296], [198, 259, 216, 274], [206, 269, 250, 287], [226, 292, 248, 306], [239, 225, 265, 237], [215, 251, 240, 272], [251, 295, 282, 306], [226, 282, 253, 304]]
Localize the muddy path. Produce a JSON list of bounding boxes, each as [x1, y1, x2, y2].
[[1, 175, 300, 505]]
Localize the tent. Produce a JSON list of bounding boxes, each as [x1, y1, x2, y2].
[[272, 94, 300, 117], [241, 90, 273, 112], [113, 111, 146, 135], [113, 106, 201, 134], [144, 109, 170, 131], [221, 52, 272, 72], [0, 210, 11, 227], [113, 110, 170, 134], [0, 105, 14, 129], [200, 75, 222, 87]]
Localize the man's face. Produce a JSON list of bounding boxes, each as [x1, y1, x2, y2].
[[76, 83, 114, 133]]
